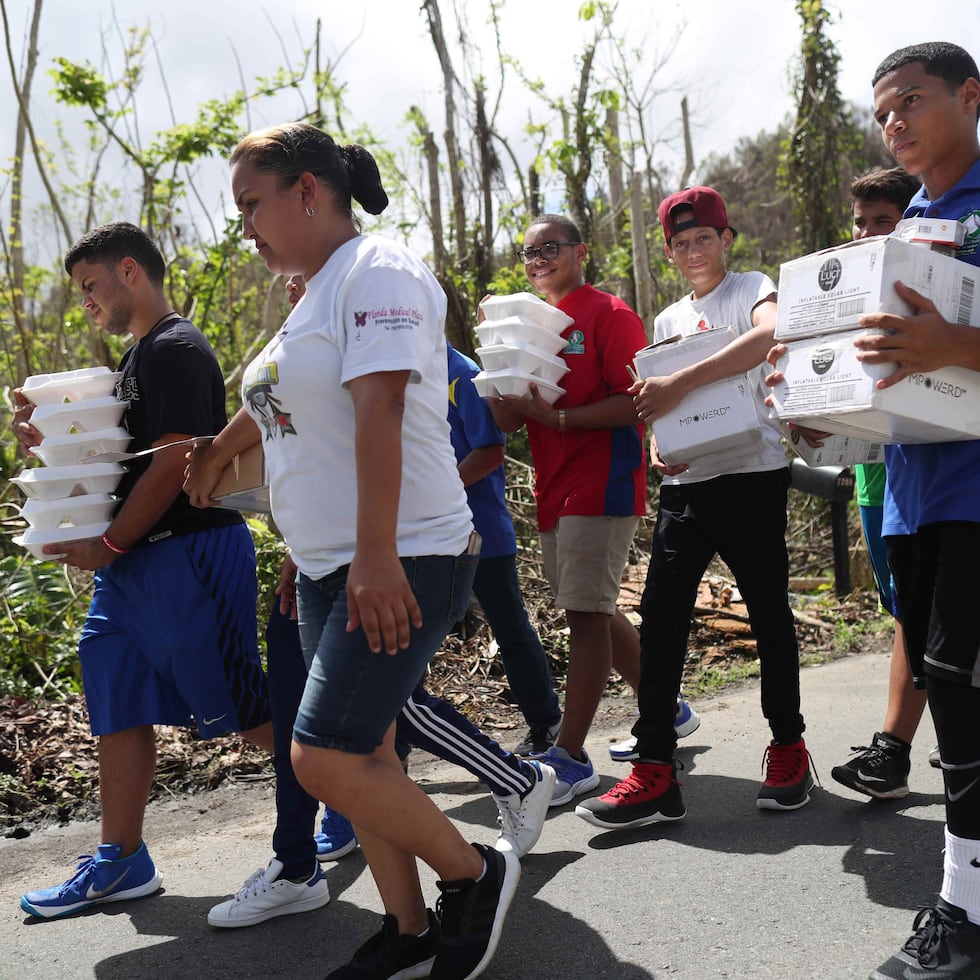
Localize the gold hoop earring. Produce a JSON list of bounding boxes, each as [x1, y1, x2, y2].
[[305, 206, 316, 218]]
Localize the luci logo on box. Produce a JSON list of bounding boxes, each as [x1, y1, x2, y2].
[[811, 348, 836, 375], [817, 257, 843, 291]]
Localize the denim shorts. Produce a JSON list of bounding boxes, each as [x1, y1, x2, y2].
[[293, 552, 478, 754]]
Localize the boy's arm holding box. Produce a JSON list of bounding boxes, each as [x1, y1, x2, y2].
[[854, 279, 980, 387], [634, 295, 777, 423]]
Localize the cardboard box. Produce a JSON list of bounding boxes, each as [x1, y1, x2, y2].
[[213, 443, 270, 513], [779, 422, 883, 466], [895, 216, 967, 249], [770, 329, 980, 444], [775, 236, 980, 341], [634, 327, 762, 464]]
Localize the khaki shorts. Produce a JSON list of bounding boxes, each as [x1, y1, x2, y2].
[[540, 515, 640, 615]]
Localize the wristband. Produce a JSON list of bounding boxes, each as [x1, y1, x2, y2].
[[101, 532, 130, 555], [558, 409, 567, 432]]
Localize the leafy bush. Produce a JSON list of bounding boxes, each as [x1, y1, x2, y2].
[[0, 554, 89, 698]]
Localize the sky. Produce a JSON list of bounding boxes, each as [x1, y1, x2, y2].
[[4, 0, 980, 255]]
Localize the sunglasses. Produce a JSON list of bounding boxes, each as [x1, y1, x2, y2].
[[517, 241, 581, 263]]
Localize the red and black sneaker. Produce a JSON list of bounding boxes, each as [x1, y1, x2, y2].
[[575, 761, 685, 829], [757, 738, 815, 810]]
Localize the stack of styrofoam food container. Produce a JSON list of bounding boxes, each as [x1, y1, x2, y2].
[[472, 292, 571, 405], [769, 218, 980, 445], [634, 326, 763, 470], [10, 368, 128, 559]]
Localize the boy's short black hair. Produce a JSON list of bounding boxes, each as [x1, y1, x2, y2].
[[849, 167, 922, 210], [872, 42, 979, 92], [65, 222, 167, 284], [526, 213, 583, 243]]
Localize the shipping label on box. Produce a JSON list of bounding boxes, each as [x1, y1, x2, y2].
[[634, 325, 737, 377], [776, 237, 979, 341], [779, 421, 883, 466], [770, 330, 980, 444], [213, 443, 270, 513]]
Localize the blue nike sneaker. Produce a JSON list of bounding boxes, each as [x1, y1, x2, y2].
[[315, 807, 359, 862], [21, 841, 163, 920]]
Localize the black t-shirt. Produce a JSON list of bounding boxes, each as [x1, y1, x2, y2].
[[114, 315, 241, 545]]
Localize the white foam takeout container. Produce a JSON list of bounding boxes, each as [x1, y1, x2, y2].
[[29, 396, 128, 439], [10, 462, 125, 501], [21, 367, 121, 407], [13, 521, 112, 561], [19, 492, 117, 531], [475, 318, 569, 357], [31, 427, 132, 468], [476, 343, 568, 385], [471, 368, 565, 405], [479, 292, 574, 333]]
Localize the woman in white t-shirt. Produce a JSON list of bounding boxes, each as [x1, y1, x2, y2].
[[185, 123, 519, 979]]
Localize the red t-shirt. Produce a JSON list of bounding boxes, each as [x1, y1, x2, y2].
[[527, 284, 647, 531]]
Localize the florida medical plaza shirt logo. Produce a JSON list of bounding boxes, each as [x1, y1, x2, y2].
[[351, 305, 424, 342]]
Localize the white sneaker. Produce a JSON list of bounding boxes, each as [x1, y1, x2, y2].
[[608, 698, 701, 762], [494, 761, 557, 858], [207, 859, 330, 928]]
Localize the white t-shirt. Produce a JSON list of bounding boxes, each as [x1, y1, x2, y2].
[[241, 235, 472, 578], [653, 270, 786, 485]]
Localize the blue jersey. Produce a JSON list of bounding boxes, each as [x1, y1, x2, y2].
[[882, 157, 980, 535], [446, 345, 517, 558]]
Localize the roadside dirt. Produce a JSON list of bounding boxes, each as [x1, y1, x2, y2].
[[0, 564, 888, 839]]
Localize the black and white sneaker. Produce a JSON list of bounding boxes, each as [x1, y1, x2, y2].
[[869, 899, 980, 979], [325, 909, 440, 979], [432, 843, 520, 980], [832, 731, 911, 800]]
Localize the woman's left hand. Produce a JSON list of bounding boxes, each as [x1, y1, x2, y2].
[[346, 547, 422, 654]]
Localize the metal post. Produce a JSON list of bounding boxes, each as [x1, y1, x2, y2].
[[830, 500, 851, 598]]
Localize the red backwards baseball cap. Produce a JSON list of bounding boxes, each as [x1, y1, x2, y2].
[[658, 186, 737, 242]]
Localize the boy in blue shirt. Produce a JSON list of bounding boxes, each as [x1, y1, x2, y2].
[[853, 42, 980, 980]]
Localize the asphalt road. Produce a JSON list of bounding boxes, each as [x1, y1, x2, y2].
[[0, 649, 946, 980]]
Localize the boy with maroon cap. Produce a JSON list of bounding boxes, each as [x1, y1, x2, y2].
[[577, 186, 811, 829]]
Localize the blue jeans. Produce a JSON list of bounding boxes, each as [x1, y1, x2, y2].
[[472, 554, 561, 729], [265, 603, 320, 879], [294, 554, 477, 754]]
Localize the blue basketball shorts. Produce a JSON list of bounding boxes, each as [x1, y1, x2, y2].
[[79, 524, 270, 737]]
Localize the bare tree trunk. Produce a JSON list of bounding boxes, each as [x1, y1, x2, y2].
[[1, 0, 71, 248], [475, 82, 493, 288], [605, 104, 625, 235], [679, 95, 695, 189], [568, 41, 596, 256], [529, 165, 540, 219], [416, 114, 446, 279], [630, 172, 654, 340], [5, 0, 42, 379], [423, 0, 467, 268]]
